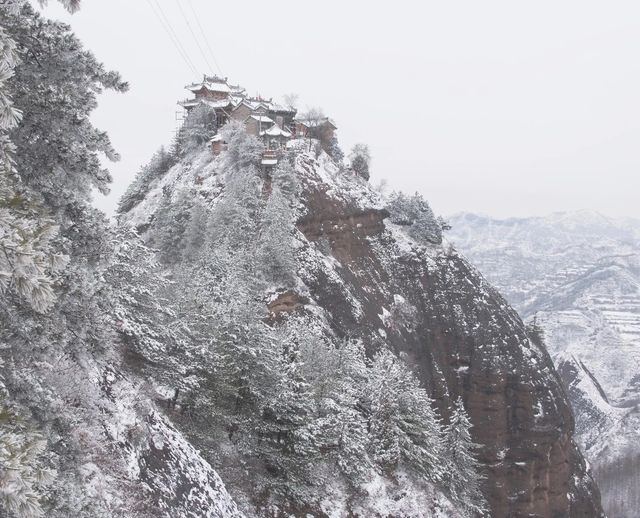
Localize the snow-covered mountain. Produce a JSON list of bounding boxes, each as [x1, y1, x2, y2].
[[448, 211, 640, 517], [1, 3, 603, 517], [116, 128, 603, 517]]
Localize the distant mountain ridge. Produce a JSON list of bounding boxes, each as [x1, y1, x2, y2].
[[448, 210, 640, 517]]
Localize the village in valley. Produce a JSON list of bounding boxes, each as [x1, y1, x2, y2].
[[178, 74, 341, 168]]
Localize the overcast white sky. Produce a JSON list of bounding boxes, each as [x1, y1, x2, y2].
[[39, 0, 640, 219]]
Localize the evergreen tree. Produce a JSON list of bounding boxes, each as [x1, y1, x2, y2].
[[105, 227, 187, 369], [250, 326, 317, 495], [408, 193, 441, 244], [258, 162, 299, 287], [176, 103, 217, 155], [0, 1, 69, 315], [0, 186, 68, 313], [0, 15, 60, 503], [327, 135, 344, 165], [442, 397, 486, 515], [365, 350, 445, 483], [147, 189, 193, 264], [349, 143, 371, 180], [259, 186, 296, 285], [118, 146, 175, 214], [0, 363, 55, 518], [0, 4, 142, 516], [181, 200, 208, 261], [8, 4, 128, 214], [218, 121, 262, 171], [300, 335, 372, 482]]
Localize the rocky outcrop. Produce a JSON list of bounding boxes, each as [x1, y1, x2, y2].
[[294, 164, 603, 517], [267, 290, 307, 315], [136, 411, 244, 517]]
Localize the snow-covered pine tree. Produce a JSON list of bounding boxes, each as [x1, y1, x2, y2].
[[365, 349, 445, 483], [385, 192, 411, 224], [105, 227, 188, 369], [327, 135, 344, 165], [442, 397, 486, 515], [204, 126, 262, 250], [8, 5, 127, 214], [181, 200, 208, 261], [299, 334, 372, 483], [258, 161, 299, 286], [147, 189, 193, 263], [0, 4, 146, 516], [0, 362, 55, 518], [0, 4, 74, 516], [176, 102, 217, 156], [219, 120, 262, 172], [118, 146, 175, 214], [0, 174, 68, 313], [348, 143, 371, 180], [0, 2, 70, 316], [249, 325, 318, 499], [408, 193, 442, 244]]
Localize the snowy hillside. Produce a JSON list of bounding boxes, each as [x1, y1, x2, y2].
[[448, 211, 640, 517], [117, 124, 602, 517], [118, 131, 472, 517]]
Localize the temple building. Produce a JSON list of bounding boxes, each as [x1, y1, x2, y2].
[[293, 117, 337, 142], [244, 114, 275, 137], [179, 75, 336, 159], [230, 97, 297, 137], [260, 124, 292, 149], [178, 75, 245, 126]]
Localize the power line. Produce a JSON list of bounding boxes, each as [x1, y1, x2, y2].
[[153, 0, 200, 74], [147, 0, 199, 76], [145, 0, 198, 76], [186, 0, 224, 76], [175, 0, 216, 76]]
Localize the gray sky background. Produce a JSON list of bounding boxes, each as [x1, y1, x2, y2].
[[39, 0, 640, 219]]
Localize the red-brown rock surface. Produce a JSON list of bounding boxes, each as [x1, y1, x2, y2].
[[294, 155, 603, 517]]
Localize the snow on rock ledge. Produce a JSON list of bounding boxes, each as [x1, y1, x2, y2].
[[135, 411, 243, 518]]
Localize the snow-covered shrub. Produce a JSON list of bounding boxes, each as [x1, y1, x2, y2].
[[386, 191, 443, 244], [176, 103, 217, 155]]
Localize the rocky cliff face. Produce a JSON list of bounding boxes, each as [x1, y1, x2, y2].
[[293, 160, 602, 517], [122, 146, 603, 517]]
